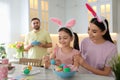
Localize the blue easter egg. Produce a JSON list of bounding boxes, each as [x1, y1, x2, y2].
[[50, 59, 56, 65], [60, 64, 66, 67]]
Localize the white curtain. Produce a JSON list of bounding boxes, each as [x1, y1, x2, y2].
[[0, 2, 10, 43]]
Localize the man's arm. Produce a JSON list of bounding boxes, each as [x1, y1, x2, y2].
[[24, 44, 33, 51], [39, 43, 52, 48]]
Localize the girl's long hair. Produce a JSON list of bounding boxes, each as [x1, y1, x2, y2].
[[58, 27, 79, 50]]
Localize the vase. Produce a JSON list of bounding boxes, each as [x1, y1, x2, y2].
[[15, 51, 23, 58]]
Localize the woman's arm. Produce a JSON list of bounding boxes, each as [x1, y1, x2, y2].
[[74, 54, 112, 76], [81, 60, 112, 76]]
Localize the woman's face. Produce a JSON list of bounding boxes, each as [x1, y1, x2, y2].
[[58, 31, 73, 47], [88, 23, 105, 43]]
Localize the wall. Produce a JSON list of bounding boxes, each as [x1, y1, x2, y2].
[[117, 0, 120, 53], [65, 0, 88, 33], [9, 0, 29, 42], [48, 0, 88, 34], [112, 0, 120, 53], [48, 0, 65, 33], [0, 0, 29, 59], [0, 0, 29, 42]]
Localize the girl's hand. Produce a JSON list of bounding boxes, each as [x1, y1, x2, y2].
[[53, 44, 59, 53], [42, 55, 50, 69], [43, 55, 50, 62], [49, 44, 58, 59], [55, 59, 61, 66]]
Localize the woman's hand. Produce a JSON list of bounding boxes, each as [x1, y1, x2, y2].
[[74, 54, 111, 76], [74, 54, 84, 66], [73, 54, 80, 67]]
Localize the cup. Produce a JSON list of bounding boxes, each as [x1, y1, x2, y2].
[[0, 64, 8, 80]]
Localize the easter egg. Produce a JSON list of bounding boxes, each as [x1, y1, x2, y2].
[[60, 64, 65, 67], [24, 68, 30, 74], [55, 66, 63, 72], [58, 65, 63, 68], [63, 67, 71, 72], [63, 65, 69, 68], [28, 65, 32, 70], [50, 59, 56, 65]]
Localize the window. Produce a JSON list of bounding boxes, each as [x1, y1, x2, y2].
[[41, 0, 49, 31], [30, 0, 49, 31], [87, 0, 112, 32]]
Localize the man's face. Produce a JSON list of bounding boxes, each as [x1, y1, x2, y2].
[[31, 20, 40, 30]]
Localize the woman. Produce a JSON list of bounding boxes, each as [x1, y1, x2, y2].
[[75, 17, 117, 76]]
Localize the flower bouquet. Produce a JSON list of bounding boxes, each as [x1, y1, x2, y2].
[[8, 41, 24, 58], [0, 43, 7, 59]]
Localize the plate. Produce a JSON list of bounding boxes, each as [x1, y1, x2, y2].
[[22, 69, 41, 75]]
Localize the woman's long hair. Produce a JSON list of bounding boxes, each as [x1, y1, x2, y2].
[[90, 18, 114, 43]]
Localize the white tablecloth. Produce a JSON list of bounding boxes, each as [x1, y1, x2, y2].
[[8, 64, 115, 80]]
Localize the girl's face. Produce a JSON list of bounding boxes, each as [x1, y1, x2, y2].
[[58, 31, 73, 47], [88, 23, 106, 43]]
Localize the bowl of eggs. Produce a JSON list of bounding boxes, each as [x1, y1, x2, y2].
[[50, 59, 76, 78], [53, 65, 76, 78]]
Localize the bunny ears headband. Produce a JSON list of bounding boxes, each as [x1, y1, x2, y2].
[[85, 3, 107, 30], [50, 17, 76, 31]]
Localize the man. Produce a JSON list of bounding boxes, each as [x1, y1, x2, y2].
[[24, 18, 52, 59]]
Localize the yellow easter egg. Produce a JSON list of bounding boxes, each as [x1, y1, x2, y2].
[[28, 65, 32, 70]]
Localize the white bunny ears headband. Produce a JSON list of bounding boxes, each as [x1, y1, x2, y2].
[[85, 3, 107, 30], [50, 17, 76, 32]]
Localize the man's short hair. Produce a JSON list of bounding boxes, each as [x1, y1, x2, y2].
[[31, 18, 40, 22]]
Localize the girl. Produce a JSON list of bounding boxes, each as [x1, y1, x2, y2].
[[43, 18, 80, 71]]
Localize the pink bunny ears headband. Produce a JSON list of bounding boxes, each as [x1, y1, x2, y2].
[[85, 3, 107, 30], [50, 17, 76, 31]]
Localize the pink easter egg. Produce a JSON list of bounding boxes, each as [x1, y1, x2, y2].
[[2, 59, 9, 64], [63, 65, 69, 68]]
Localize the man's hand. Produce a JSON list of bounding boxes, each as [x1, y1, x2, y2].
[[31, 40, 40, 46]]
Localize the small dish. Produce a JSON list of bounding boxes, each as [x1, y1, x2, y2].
[[22, 69, 41, 75]]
